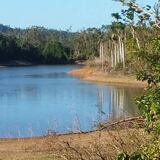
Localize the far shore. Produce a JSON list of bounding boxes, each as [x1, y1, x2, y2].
[[0, 61, 79, 68], [0, 60, 33, 67], [68, 67, 147, 88]]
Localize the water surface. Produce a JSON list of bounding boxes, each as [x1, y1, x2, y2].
[[0, 65, 142, 138]]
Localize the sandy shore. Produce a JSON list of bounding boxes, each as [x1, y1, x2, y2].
[[68, 67, 147, 87]]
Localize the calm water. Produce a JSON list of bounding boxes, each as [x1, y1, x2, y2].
[[0, 65, 142, 138]]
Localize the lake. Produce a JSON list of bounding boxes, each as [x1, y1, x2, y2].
[[0, 65, 142, 138]]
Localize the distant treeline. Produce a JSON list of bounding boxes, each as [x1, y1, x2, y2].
[[0, 23, 159, 69], [0, 25, 75, 64]]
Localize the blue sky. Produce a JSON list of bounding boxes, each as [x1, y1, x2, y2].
[[0, 0, 155, 31]]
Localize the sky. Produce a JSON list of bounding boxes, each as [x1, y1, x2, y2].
[[0, 0, 155, 31]]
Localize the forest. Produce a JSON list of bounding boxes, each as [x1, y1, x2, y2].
[[0, 1, 159, 70], [0, 25, 75, 64]]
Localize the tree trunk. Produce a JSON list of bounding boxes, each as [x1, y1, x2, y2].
[[102, 42, 104, 70], [111, 42, 114, 68], [114, 43, 117, 67], [131, 26, 140, 49], [121, 41, 125, 68]]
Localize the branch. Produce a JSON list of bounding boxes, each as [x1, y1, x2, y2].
[[99, 116, 145, 131], [114, 0, 152, 15], [114, 0, 160, 29], [63, 141, 86, 160]]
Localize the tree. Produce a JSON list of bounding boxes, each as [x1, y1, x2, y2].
[[43, 41, 70, 64]]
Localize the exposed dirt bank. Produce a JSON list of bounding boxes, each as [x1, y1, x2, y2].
[[68, 67, 147, 87], [0, 117, 145, 160], [0, 129, 145, 160]]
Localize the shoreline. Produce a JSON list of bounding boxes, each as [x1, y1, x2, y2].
[[0, 61, 79, 68], [0, 66, 146, 159], [0, 117, 144, 160], [68, 67, 147, 88], [0, 60, 33, 67], [0, 116, 144, 140]]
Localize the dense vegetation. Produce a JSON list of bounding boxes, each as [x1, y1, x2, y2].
[[0, 9, 159, 67], [0, 26, 74, 64]]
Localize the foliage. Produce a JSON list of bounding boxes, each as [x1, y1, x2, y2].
[[114, 0, 160, 159], [117, 152, 148, 160], [0, 25, 74, 64], [43, 41, 71, 64], [136, 37, 160, 134], [118, 139, 160, 159]]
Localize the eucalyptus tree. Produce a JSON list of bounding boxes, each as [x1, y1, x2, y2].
[[71, 28, 103, 64], [111, 13, 126, 69], [98, 28, 105, 69], [110, 0, 160, 72]]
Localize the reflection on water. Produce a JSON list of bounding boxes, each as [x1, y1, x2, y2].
[[96, 85, 141, 124], [0, 65, 142, 138]]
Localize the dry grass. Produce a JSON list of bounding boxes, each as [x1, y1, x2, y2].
[[26, 118, 147, 160], [68, 67, 146, 88], [36, 128, 148, 160]]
